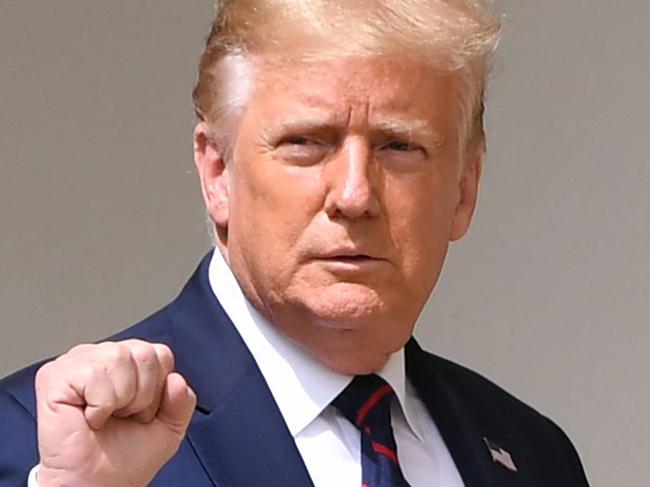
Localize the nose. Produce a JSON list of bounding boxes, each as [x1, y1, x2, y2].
[[324, 136, 380, 219]]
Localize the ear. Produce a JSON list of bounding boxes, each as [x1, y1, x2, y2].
[[449, 148, 484, 242], [194, 122, 230, 229]]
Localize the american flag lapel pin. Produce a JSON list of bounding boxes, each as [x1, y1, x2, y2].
[[483, 437, 518, 472]]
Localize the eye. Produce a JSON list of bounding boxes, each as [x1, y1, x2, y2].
[[382, 140, 422, 152], [282, 135, 317, 146], [376, 139, 428, 170], [276, 135, 331, 165]]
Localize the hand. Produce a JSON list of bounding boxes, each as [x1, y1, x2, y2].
[[34, 340, 196, 487]]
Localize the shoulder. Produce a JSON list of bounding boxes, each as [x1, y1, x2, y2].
[[421, 350, 545, 422], [419, 347, 572, 437], [0, 359, 46, 483], [409, 345, 589, 485]]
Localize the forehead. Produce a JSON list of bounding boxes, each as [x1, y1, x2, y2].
[[248, 56, 459, 128]]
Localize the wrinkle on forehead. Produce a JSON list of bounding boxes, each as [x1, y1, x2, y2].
[[252, 56, 456, 116]]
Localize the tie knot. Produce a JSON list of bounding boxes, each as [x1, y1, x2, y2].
[[334, 374, 395, 428]]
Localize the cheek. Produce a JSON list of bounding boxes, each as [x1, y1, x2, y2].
[[232, 161, 324, 254], [385, 173, 458, 273]]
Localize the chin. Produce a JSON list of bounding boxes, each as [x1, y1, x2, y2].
[[299, 282, 391, 330], [314, 327, 412, 375], [272, 281, 417, 375]]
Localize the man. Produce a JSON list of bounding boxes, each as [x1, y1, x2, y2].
[[0, 0, 590, 486]]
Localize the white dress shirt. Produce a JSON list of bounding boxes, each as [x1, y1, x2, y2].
[[29, 250, 464, 486]]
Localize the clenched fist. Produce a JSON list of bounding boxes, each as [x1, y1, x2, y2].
[[34, 340, 196, 487]]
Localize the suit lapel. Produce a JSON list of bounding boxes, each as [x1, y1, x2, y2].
[[188, 371, 315, 487], [168, 253, 314, 487], [406, 340, 521, 487]]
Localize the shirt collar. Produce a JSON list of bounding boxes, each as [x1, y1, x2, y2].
[[208, 249, 423, 441], [376, 348, 424, 441]]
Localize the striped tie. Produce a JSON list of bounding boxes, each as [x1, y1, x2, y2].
[[333, 374, 410, 487]]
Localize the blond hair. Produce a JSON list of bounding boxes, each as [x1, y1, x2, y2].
[[193, 0, 501, 154]]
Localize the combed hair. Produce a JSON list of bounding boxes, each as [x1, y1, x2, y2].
[[193, 0, 502, 154]]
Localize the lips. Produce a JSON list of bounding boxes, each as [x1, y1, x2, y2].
[[310, 246, 392, 268], [311, 251, 390, 275], [317, 249, 381, 260], [325, 255, 376, 264]]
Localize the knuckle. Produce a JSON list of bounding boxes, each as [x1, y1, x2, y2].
[[153, 343, 174, 369], [101, 396, 117, 411], [67, 343, 95, 355], [34, 362, 54, 389], [154, 343, 172, 357], [79, 364, 104, 383], [130, 343, 158, 368], [98, 342, 131, 364]]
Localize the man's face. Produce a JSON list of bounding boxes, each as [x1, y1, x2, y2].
[[195, 56, 482, 373]]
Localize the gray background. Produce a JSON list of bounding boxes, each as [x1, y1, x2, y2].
[[1, 1, 648, 485]]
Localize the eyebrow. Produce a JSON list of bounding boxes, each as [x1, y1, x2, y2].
[[262, 103, 445, 148], [371, 116, 447, 151], [371, 117, 434, 137], [298, 92, 437, 129], [267, 112, 437, 134]]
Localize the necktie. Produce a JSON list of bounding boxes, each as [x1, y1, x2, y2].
[[333, 374, 411, 487]]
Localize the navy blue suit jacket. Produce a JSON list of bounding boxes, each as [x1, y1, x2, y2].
[[0, 254, 589, 486]]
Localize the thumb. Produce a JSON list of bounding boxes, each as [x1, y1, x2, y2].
[[156, 372, 196, 436]]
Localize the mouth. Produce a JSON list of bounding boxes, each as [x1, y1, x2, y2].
[[324, 254, 376, 262], [317, 249, 381, 260], [312, 250, 389, 272]]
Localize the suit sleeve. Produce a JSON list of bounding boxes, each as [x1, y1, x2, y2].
[[558, 423, 590, 486], [542, 414, 590, 486], [0, 391, 39, 487]]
